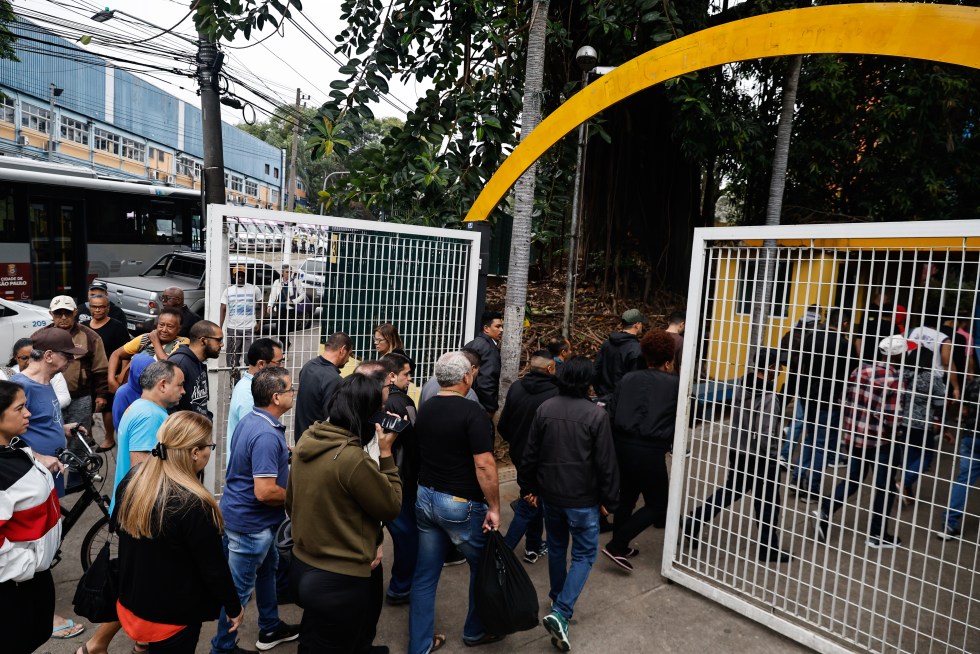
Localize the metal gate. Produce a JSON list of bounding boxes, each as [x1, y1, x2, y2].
[[201, 205, 480, 494], [666, 220, 980, 653]]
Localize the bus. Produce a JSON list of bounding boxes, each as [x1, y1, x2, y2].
[[0, 157, 202, 303]]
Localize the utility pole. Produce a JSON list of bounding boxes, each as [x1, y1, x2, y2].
[[287, 88, 307, 212], [196, 30, 225, 207]]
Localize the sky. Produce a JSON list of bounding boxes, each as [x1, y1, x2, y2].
[[15, 0, 421, 124]]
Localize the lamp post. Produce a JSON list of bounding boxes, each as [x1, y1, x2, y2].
[[48, 83, 63, 158], [319, 170, 349, 215], [562, 46, 614, 338], [92, 7, 226, 209]]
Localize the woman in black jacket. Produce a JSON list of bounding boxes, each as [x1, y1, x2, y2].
[[602, 330, 679, 572], [115, 411, 243, 653]]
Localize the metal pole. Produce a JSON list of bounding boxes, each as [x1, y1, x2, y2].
[[287, 88, 301, 211], [562, 119, 586, 338], [47, 84, 57, 158], [196, 33, 226, 208], [319, 170, 350, 215]]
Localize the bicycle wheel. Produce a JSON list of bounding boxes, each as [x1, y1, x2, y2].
[[81, 515, 115, 571]]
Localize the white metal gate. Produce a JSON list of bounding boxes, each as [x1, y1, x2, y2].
[[666, 220, 980, 653], [201, 205, 480, 494]]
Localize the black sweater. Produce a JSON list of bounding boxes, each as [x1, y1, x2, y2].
[[295, 356, 341, 440], [497, 371, 559, 470], [607, 368, 679, 448], [116, 486, 241, 626], [464, 333, 501, 412]]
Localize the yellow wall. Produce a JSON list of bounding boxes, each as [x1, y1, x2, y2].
[[707, 253, 839, 380], [59, 141, 88, 160], [121, 160, 144, 176], [0, 124, 14, 141]]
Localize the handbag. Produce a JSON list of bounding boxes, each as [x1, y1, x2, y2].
[[474, 529, 540, 635], [72, 539, 119, 623]]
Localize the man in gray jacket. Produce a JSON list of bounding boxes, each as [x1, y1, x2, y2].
[[685, 348, 790, 563]]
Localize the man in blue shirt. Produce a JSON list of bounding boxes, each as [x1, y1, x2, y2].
[[213, 366, 298, 654], [226, 338, 284, 464], [110, 360, 185, 512]]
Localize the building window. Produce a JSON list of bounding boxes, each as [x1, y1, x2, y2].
[[60, 116, 89, 145], [271, 189, 280, 204], [177, 156, 200, 178], [157, 148, 165, 162], [230, 175, 243, 192], [273, 167, 279, 179], [1, 97, 13, 123], [21, 102, 50, 132], [122, 137, 145, 162], [148, 146, 157, 160], [245, 180, 258, 197], [224, 172, 230, 188], [264, 164, 270, 174], [94, 127, 120, 155]]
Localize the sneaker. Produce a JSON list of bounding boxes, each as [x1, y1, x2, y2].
[[812, 509, 829, 544], [255, 623, 299, 651], [523, 549, 540, 564], [385, 592, 410, 606], [936, 525, 961, 541], [542, 612, 571, 652], [867, 533, 902, 549], [896, 482, 915, 507], [444, 549, 466, 567], [778, 456, 790, 471], [601, 545, 634, 572], [758, 547, 792, 563]]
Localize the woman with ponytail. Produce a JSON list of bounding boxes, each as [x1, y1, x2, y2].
[[115, 411, 243, 653]]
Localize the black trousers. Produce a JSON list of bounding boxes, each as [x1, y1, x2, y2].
[[148, 623, 202, 654], [609, 441, 670, 552], [290, 556, 378, 654], [821, 442, 902, 537], [689, 448, 783, 550], [1, 568, 54, 654]]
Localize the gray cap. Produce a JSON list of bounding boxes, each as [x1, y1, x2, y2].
[[622, 308, 648, 325]]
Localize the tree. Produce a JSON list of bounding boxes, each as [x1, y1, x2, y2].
[[192, 0, 301, 41], [0, 0, 17, 62]]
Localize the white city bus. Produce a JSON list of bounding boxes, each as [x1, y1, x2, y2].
[[0, 157, 202, 303]]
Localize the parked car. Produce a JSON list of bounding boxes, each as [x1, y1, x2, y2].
[[95, 252, 279, 334], [0, 297, 52, 363], [297, 257, 330, 301]]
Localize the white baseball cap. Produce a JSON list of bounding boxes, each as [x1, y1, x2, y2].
[[878, 334, 909, 356], [49, 295, 77, 312]]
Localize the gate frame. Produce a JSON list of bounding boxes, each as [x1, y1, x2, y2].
[[202, 204, 482, 491], [668, 218, 980, 653]]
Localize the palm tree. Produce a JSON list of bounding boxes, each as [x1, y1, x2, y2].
[[499, 0, 550, 398]]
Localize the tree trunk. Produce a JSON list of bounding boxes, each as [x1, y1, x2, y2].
[[750, 55, 803, 355], [499, 0, 549, 399]]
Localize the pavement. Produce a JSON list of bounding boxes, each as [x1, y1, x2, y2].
[[41, 451, 806, 654]]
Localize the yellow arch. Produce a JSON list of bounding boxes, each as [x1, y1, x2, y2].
[[463, 3, 980, 222]]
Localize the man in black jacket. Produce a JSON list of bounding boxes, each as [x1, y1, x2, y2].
[[464, 311, 503, 416], [500, 350, 559, 563], [294, 332, 352, 440], [168, 320, 222, 420], [592, 308, 648, 401], [520, 356, 618, 653]]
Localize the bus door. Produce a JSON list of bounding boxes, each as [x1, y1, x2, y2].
[[28, 198, 87, 301]]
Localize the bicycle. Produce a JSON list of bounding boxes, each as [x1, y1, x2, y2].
[[54, 434, 113, 571]]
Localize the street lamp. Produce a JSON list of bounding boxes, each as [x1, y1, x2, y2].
[[319, 171, 349, 215], [562, 46, 614, 338], [48, 83, 63, 158], [91, 9, 198, 45]]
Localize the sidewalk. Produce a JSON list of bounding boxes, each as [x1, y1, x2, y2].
[[43, 463, 806, 654]]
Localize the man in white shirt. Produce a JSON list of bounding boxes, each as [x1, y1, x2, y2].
[[220, 265, 264, 383]]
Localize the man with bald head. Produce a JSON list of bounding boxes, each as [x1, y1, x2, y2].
[[160, 286, 201, 337]]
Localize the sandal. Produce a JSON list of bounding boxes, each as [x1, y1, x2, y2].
[[432, 633, 447, 652], [52, 619, 85, 639], [75, 645, 91, 654]]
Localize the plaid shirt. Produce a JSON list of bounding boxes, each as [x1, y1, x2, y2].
[[842, 362, 902, 448]]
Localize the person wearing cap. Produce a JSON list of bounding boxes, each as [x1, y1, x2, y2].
[[684, 347, 791, 564], [592, 308, 648, 402], [8, 331, 88, 644], [220, 265, 264, 384], [77, 281, 127, 325], [813, 334, 905, 549], [160, 286, 201, 338], [34, 296, 110, 457]]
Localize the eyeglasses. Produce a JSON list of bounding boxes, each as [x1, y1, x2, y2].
[[57, 351, 77, 360], [270, 358, 286, 366], [89, 305, 108, 310], [52, 310, 73, 317], [204, 335, 224, 343], [373, 338, 387, 344], [199, 443, 217, 451], [276, 387, 295, 395]]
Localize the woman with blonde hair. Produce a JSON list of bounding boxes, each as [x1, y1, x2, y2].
[[115, 411, 243, 653]]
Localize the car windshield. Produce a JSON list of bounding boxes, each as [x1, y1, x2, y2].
[[302, 260, 327, 274]]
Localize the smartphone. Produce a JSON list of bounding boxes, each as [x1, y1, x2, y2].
[[374, 413, 410, 433]]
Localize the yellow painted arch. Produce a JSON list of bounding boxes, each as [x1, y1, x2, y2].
[[463, 3, 980, 222]]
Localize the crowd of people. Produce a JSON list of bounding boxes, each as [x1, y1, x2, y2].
[[2, 274, 978, 654]]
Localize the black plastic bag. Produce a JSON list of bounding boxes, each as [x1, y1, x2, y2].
[[73, 540, 119, 623], [475, 529, 539, 634]]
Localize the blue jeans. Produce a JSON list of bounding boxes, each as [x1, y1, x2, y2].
[[542, 503, 599, 621], [504, 496, 544, 552], [780, 399, 806, 465], [944, 435, 979, 530], [211, 527, 281, 653], [408, 485, 488, 654], [385, 492, 419, 600], [797, 407, 840, 492], [902, 427, 936, 488]]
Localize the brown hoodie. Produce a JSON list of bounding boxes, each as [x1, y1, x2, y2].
[[286, 420, 402, 577]]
